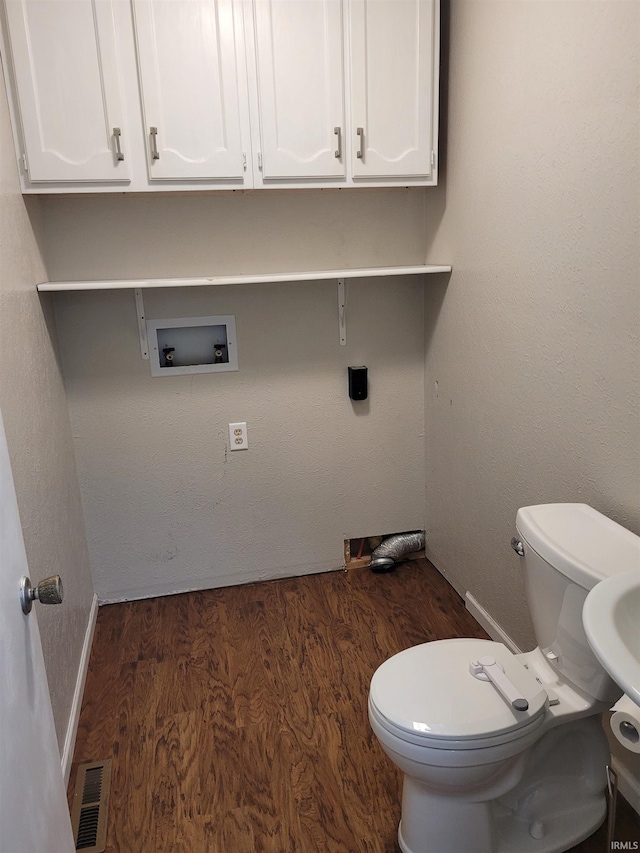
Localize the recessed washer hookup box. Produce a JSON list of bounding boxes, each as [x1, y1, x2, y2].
[[146, 315, 239, 377]]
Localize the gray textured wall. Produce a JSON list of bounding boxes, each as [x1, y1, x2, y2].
[[0, 64, 94, 753], [44, 189, 432, 601], [423, 0, 639, 651]]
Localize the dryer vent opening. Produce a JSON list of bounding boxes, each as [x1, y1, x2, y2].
[[344, 531, 426, 572]]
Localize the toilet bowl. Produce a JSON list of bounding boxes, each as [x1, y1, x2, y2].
[[369, 504, 640, 853]]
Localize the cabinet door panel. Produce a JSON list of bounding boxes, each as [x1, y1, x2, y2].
[[253, 0, 345, 180], [132, 0, 246, 181], [350, 0, 435, 179], [4, 0, 129, 182]]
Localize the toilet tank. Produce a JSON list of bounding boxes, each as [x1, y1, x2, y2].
[[515, 503, 640, 704]]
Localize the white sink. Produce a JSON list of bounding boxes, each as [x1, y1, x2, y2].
[[583, 570, 640, 707]]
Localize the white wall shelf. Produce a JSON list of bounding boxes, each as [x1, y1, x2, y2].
[[36, 264, 451, 292]]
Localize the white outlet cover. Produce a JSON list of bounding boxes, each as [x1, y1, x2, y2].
[[229, 422, 248, 451]]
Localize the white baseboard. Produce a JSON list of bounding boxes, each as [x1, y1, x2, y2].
[[98, 560, 343, 604], [61, 593, 98, 785], [464, 592, 522, 654]]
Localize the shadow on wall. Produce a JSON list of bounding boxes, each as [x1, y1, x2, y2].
[[38, 292, 66, 379], [23, 195, 48, 274], [424, 0, 449, 260], [424, 273, 450, 362]]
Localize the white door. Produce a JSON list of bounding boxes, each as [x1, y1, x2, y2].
[[132, 0, 248, 181], [251, 0, 345, 180], [349, 0, 436, 180], [0, 408, 75, 853], [3, 0, 130, 183]]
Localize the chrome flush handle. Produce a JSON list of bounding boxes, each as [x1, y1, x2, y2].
[[510, 537, 524, 556]]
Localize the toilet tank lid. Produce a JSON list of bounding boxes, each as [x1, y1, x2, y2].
[[516, 504, 640, 590]]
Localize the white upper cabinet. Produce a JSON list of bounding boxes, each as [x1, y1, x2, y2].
[[3, 0, 130, 182], [0, 0, 439, 191], [349, 0, 436, 180], [132, 0, 248, 181], [250, 0, 345, 180], [249, 0, 439, 187]]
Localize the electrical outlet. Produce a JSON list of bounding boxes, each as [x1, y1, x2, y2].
[[228, 422, 248, 451]]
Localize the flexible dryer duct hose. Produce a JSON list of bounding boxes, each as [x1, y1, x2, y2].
[[370, 531, 426, 572]]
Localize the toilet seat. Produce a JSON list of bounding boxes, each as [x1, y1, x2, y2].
[[369, 639, 548, 751]]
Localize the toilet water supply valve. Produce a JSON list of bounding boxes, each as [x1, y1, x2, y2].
[[470, 656, 529, 712]]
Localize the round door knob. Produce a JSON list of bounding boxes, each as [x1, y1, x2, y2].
[[20, 575, 64, 614]]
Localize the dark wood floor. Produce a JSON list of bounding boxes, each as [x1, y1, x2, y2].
[[69, 560, 639, 852]]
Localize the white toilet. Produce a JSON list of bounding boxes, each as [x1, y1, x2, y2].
[[368, 503, 640, 853]]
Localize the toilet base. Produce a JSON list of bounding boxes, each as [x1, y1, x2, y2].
[[398, 789, 494, 853], [396, 717, 610, 853], [398, 797, 606, 853]]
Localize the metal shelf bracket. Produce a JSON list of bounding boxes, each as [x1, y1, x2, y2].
[[338, 278, 347, 346], [134, 288, 149, 360]]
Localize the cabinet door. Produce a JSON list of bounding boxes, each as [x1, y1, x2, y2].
[[132, 0, 247, 181], [252, 0, 345, 180], [3, 0, 130, 182], [349, 0, 436, 180]]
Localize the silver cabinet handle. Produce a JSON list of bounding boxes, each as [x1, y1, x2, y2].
[[150, 126, 160, 161], [334, 126, 342, 159], [20, 575, 63, 615], [113, 127, 124, 161], [356, 126, 365, 160]]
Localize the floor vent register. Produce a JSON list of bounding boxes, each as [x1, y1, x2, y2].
[[70, 759, 111, 852]]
